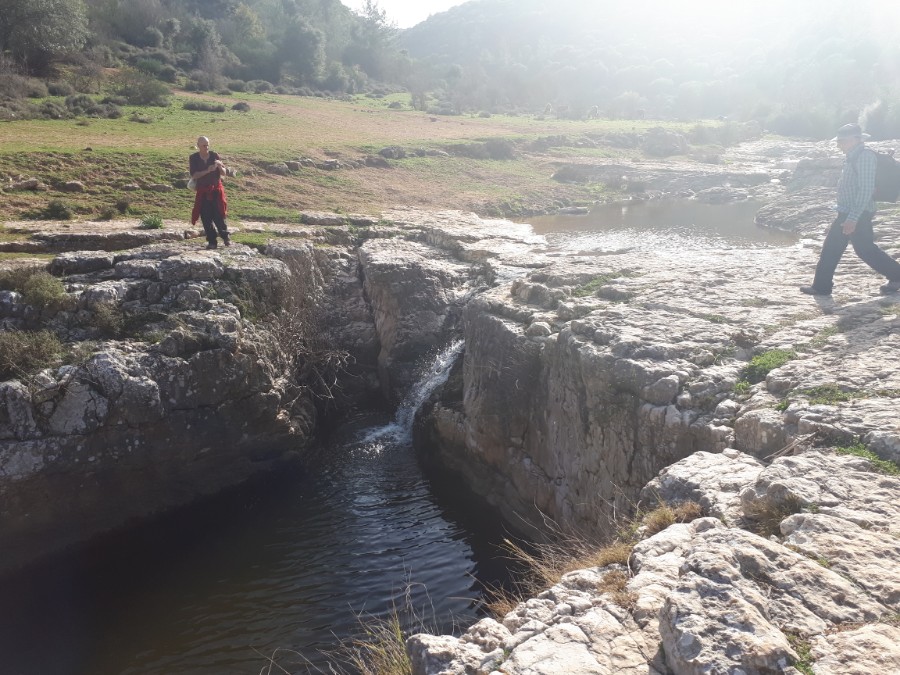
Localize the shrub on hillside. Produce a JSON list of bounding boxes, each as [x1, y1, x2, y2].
[[246, 80, 274, 93], [158, 65, 178, 83], [0, 266, 44, 293], [115, 68, 170, 106], [22, 271, 70, 309], [227, 79, 247, 92], [47, 81, 75, 97], [0, 99, 34, 121], [0, 330, 62, 381], [38, 100, 69, 119], [134, 59, 164, 76], [65, 94, 102, 116], [0, 74, 47, 99], [41, 200, 74, 221], [183, 101, 226, 113], [186, 70, 224, 93], [232, 101, 250, 112], [91, 303, 125, 338]]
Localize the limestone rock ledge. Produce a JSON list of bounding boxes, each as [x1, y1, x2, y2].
[[409, 448, 900, 674], [413, 198, 900, 540], [0, 240, 380, 573]]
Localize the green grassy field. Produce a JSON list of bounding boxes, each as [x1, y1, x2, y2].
[[0, 90, 714, 223]]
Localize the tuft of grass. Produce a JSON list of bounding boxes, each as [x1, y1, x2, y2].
[[344, 610, 413, 675], [799, 383, 859, 405], [785, 633, 815, 675], [734, 379, 751, 396], [571, 272, 626, 298], [0, 330, 62, 380], [139, 214, 164, 229], [774, 398, 791, 412], [488, 501, 702, 618], [743, 494, 805, 537], [597, 569, 637, 610], [741, 348, 796, 384], [834, 442, 900, 476]]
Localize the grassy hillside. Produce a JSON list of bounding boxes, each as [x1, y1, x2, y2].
[[0, 90, 711, 223]]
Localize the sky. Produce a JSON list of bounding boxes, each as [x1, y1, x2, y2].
[[341, 0, 467, 28]]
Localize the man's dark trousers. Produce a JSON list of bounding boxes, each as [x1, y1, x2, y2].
[[812, 211, 900, 292], [200, 198, 228, 245]]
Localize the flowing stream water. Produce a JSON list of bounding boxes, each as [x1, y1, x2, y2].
[[527, 199, 798, 253], [0, 341, 508, 674]]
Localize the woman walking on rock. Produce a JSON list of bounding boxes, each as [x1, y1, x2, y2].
[[189, 136, 230, 249]]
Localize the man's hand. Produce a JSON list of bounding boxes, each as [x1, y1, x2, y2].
[[842, 219, 857, 235]]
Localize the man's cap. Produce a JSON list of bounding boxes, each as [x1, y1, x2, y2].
[[833, 123, 871, 141]]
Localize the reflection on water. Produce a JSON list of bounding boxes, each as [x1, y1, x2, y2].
[[0, 345, 507, 674], [527, 200, 797, 254]]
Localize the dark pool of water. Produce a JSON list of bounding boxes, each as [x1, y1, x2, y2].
[[527, 200, 798, 253], [0, 410, 511, 674]]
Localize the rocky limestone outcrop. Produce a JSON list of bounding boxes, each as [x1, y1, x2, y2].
[[412, 156, 900, 539], [367, 139, 900, 673], [0, 231, 400, 571], [410, 448, 900, 674]]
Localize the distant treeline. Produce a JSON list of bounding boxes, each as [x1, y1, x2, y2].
[[3, 0, 900, 139]]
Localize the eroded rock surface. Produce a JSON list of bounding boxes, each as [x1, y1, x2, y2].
[[410, 450, 900, 674], [0, 236, 388, 571]]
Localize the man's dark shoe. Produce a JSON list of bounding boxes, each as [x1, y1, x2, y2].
[[223, 236, 231, 247], [800, 285, 831, 296], [206, 242, 217, 250], [879, 280, 900, 295]]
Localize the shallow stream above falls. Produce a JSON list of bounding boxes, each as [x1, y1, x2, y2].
[[0, 344, 511, 674], [526, 199, 800, 253]]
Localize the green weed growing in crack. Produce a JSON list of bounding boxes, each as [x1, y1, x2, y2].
[[741, 349, 796, 384], [834, 443, 900, 476], [572, 273, 623, 298], [785, 633, 815, 675]]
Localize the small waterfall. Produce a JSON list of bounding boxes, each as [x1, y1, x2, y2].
[[360, 340, 464, 448]]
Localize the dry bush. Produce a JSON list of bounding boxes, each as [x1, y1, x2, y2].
[[597, 569, 637, 610], [487, 499, 704, 618], [0, 330, 62, 380], [486, 534, 636, 618], [641, 500, 704, 537], [233, 274, 350, 403], [743, 495, 805, 537]]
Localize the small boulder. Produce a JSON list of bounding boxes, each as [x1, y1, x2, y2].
[[267, 163, 291, 175]]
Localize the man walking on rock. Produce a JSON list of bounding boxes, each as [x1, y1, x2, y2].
[[801, 123, 900, 296]]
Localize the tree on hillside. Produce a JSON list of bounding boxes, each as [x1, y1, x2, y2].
[[0, 0, 89, 72], [279, 16, 325, 85], [343, 0, 397, 80]]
